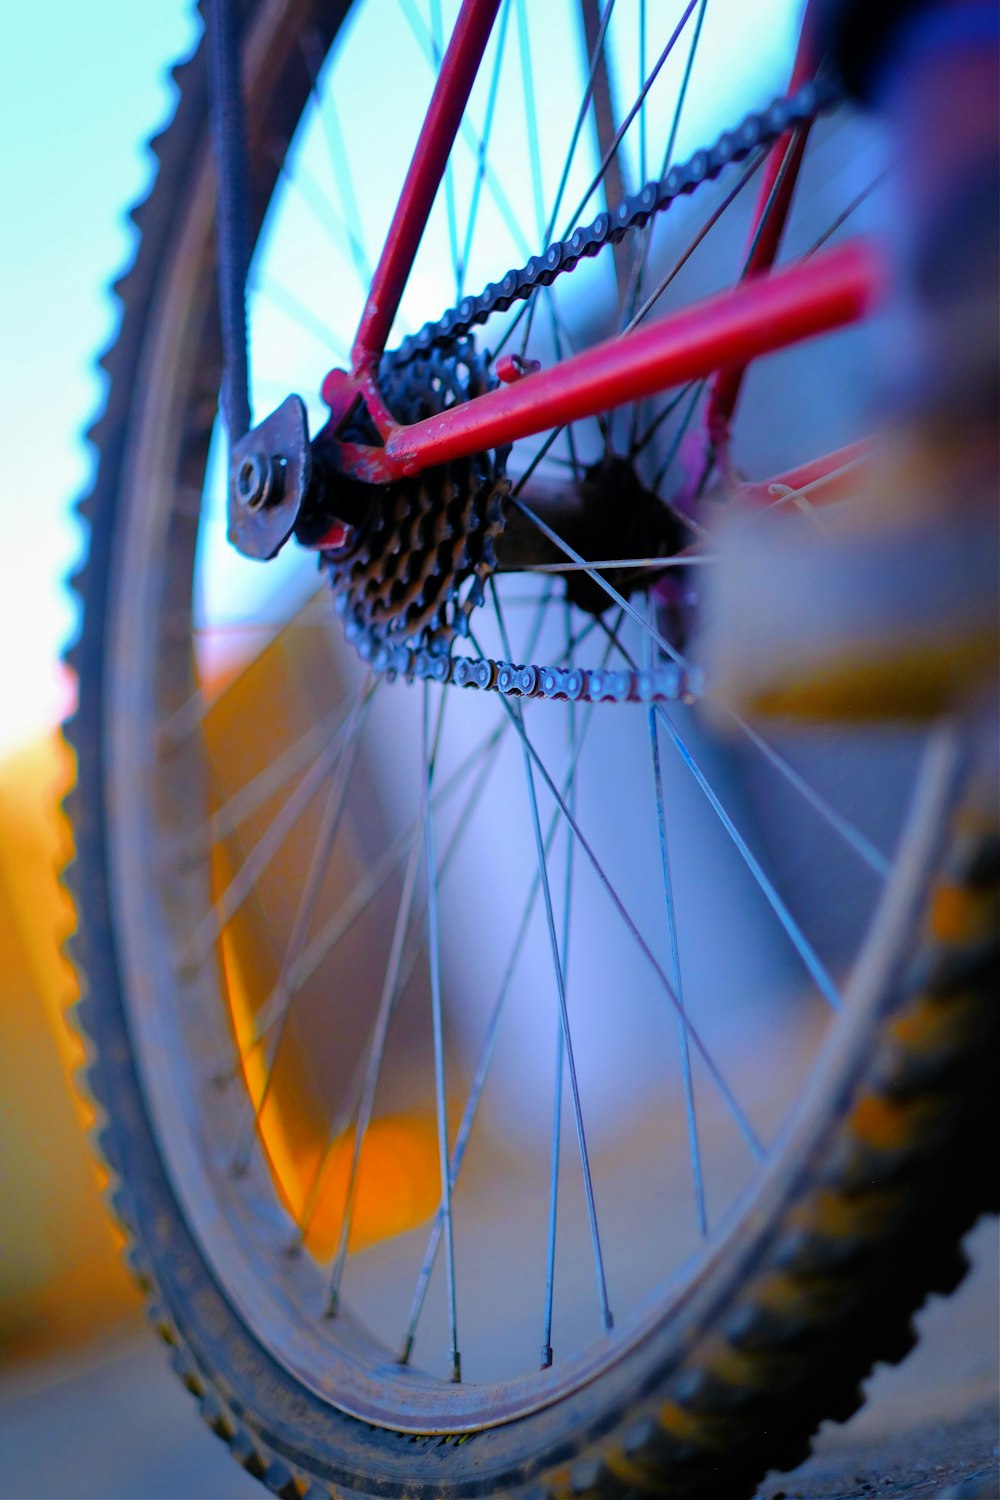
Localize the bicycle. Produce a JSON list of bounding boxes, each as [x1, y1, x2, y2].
[[63, 0, 998, 1495]]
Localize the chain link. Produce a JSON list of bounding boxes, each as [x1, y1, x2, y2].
[[387, 76, 840, 369]]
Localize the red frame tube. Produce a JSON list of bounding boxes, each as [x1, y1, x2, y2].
[[738, 439, 873, 506], [324, 0, 880, 491], [332, 242, 881, 482], [705, 7, 818, 443], [351, 0, 503, 372]]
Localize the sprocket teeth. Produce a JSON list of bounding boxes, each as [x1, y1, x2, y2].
[[328, 343, 507, 658]]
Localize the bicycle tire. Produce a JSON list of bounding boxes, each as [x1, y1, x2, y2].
[[64, 2, 999, 1495]]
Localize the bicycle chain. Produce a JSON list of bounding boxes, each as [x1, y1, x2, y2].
[[388, 76, 840, 367], [329, 75, 840, 706]]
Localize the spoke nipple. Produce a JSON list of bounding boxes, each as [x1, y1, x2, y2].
[[450, 1352, 462, 1384], [540, 1345, 553, 1369], [175, 950, 201, 983], [396, 1334, 414, 1367], [230, 1151, 250, 1180], [324, 1293, 339, 1320], [156, 724, 181, 758]]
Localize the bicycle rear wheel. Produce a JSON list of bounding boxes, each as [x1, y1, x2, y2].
[[65, 1, 998, 1495]]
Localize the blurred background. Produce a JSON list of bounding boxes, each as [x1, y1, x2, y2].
[[1, 3, 996, 1497]]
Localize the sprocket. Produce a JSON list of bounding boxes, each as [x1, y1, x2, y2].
[[323, 341, 510, 652]]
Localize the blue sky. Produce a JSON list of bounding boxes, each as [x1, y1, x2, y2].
[[2, 1, 199, 752]]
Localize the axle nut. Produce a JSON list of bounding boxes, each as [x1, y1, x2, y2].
[[235, 451, 280, 511]]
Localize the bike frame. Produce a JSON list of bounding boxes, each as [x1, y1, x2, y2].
[[320, 0, 881, 487]]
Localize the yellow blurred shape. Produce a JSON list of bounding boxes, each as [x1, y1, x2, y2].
[[0, 726, 140, 1361], [203, 601, 440, 1260], [218, 884, 441, 1258], [0, 729, 82, 1091], [0, 606, 438, 1364], [300, 1116, 442, 1259]]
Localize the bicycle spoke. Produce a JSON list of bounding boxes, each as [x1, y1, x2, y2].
[[396, 621, 620, 1365], [579, 0, 629, 302], [397, 710, 586, 1360], [561, 0, 699, 238], [396, 0, 533, 259], [422, 683, 462, 1380], [457, 0, 512, 295], [251, 269, 353, 360], [740, 125, 807, 277], [188, 694, 359, 860], [522, 553, 713, 573], [516, 0, 546, 243], [510, 494, 690, 669], [760, 451, 870, 516], [271, 152, 373, 295], [240, 717, 510, 1077], [541, 299, 585, 478], [545, 0, 617, 247], [240, 833, 415, 1070], [508, 0, 581, 364], [188, 589, 328, 634], [492, 588, 613, 1333], [658, 0, 707, 186], [283, 637, 518, 1279], [301, 28, 373, 287], [624, 147, 768, 334], [657, 705, 844, 1012], [541, 606, 579, 1366], [324, 825, 424, 1315], [189, 678, 378, 962], [631, 380, 697, 459], [510, 427, 570, 497], [805, 169, 892, 259], [500, 0, 616, 360], [622, 0, 710, 329], [162, 610, 319, 745], [430, 0, 463, 300], [286, 720, 505, 1257], [539, 1006, 565, 1367], [324, 687, 448, 1316], [230, 686, 375, 1172], [637, 0, 647, 186], [652, 380, 705, 490], [592, 619, 844, 1013], [645, 613, 706, 1237], [726, 710, 892, 880], [470, 627, 763, 1162], [505, 0, 701, 373]]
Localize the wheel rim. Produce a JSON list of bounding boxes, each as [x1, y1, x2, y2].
[[101, 0, 964, 1434]]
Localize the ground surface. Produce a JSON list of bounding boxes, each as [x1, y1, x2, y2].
[[1, 1220, 996, 1500]]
